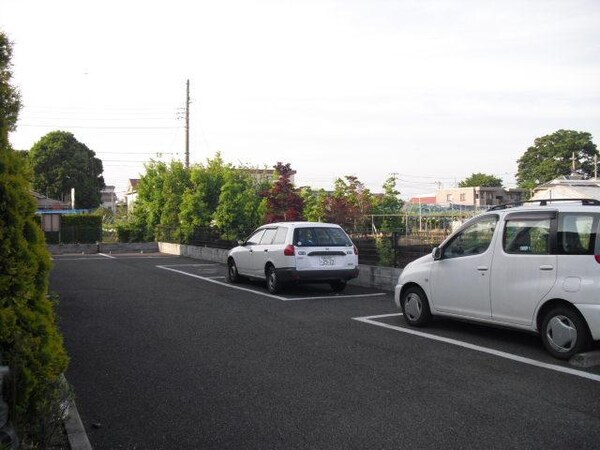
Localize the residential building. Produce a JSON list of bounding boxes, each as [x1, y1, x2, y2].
[[435, 186, 526, 207], [531, 175, 600, 201], [125, 179, 139, 214], [100, 185, 117, 212]]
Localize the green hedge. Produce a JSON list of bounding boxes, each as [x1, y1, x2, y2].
[[0, 147, 69, 444], [58, 214, 102, 243]]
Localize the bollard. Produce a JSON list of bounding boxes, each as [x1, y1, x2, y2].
[[0, 366, 19, 450]]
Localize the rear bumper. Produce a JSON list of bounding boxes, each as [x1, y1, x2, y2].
[[275, 267, 359, 283]]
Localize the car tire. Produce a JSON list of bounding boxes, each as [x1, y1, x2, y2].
[[330, 280, 347, 293], [266, 266, 283, 294], [400, 286, 432, 327], [540, 306, 591, 360], [227, 259, 241, 283]]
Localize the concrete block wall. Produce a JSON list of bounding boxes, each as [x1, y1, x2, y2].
[[158, 242, 402, 292], [48, 242, 159, 255]]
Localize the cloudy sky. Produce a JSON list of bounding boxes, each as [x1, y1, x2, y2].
[[1, 0, 599, 199]]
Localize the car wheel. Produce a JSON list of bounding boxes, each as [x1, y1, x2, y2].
[[400, 286, 432, 327], [266, 266, 283, 294], [227, 259, 241, 283], [540, 306, 591, 360], [330, 280, 347, 293]]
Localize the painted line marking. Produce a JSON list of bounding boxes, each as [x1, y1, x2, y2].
[[98, 253, 117, 259], [157, 263, 219, 267], [157, 264, 384, 302], [52, 257, 113, 261], [156, 265, 287, 301], [352, 313, 600, 383], [284, 293, 387, 301]]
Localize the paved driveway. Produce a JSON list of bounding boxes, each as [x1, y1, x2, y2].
[[52, 253, 600, 449]]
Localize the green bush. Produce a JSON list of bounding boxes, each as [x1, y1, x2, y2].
[[60, 214, 102, 243], [375, 234, 395, 267], [0, 147, 69, 444]]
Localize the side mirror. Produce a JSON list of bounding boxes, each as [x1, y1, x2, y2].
[[237, 240, 245, 246], [432, 247, 442, 260]]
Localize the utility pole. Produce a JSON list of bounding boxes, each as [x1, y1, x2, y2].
[[185, 79, 190, 168]]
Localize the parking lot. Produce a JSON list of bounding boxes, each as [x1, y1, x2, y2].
[[52, 253, 600, 449]]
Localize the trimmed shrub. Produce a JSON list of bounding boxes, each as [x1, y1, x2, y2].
[[60, 214, 102, 243], [0, 147, 69, 443]]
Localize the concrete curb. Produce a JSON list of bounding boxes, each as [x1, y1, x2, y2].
[[64, 401, 92, 450]]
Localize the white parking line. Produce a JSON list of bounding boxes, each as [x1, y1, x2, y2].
[[286, 293, 386, 301], [156, 265, 288, 301], [352, 313, 600, 383], [157, 264, 384, 302], [98, 253, 116, 259]]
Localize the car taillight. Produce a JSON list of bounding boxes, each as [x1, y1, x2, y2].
[[353, 245, 358, 255], [284, 245, 295, 256], [595, 255, 600, 264]]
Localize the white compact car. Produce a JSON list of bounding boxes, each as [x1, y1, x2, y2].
[[227, 222, 359, 294], [394, 199, 600, 359]]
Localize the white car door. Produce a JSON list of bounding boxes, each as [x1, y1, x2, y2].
[[430, 215, 498, 319], [491, 212, 557, 325], [251, 227, 278, 278], [235, 229, 265, 277]]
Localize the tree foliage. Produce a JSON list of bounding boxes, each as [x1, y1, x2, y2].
[[29, 131, 105, 209], [372, 175, 404, 231], [325, 176, 373, 230], [458, 172, 503, 188], [179, 153, 231, 240], [263, 162, 304, 223], [516, 130, 598, 190], [0, 30, 69, 443]]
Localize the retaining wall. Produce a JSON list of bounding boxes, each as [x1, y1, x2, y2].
[[48, 242, 159, 255], [158, 242, 401, 292]]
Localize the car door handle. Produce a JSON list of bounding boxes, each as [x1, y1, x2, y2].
[[539, 265, 554, 271], [264, 249, 269, 252], [249, 249, 253, 253], [476, 266, 489, 271]]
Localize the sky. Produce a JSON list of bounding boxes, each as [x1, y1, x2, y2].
[[1, 0, 599, 200]]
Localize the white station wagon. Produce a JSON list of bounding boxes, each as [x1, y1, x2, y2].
[[394, 199, 600, 359], [227, 222, 359, 294]]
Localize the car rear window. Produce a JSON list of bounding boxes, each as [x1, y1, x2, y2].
[[293, 227, 352, 247], [557, 213, 598, 255]]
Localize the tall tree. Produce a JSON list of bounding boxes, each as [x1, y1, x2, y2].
[[213, 169, 266, 239], [372, 175, 404, 231], [459, 172, 503, 188], [29, 131, 105, 208], [516, 130, 598, 191], [325, 175, 373, 230], [0, 31, 68, 442], [179, 153, 231, 240], [300, 187, 328, 222], [263, 162, 304, 223]]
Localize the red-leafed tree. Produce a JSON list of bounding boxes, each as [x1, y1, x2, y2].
[[324, 176, 373, 230], [264, 162, 304, 222]]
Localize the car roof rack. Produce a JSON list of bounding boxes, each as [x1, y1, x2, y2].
[[488, 198, 600, 211]]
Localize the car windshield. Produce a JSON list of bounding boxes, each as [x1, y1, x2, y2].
[[293, 227, 352, 247]]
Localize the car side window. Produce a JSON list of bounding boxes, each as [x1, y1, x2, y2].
[[259, 228, 277, 245], [503, 218, 551, 254], [272, 227, 288, 245], [245, 229, 265, 245], [443, 216, 498, 259], [558, 214, 597, 255]]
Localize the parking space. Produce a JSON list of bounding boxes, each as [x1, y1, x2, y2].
[[353, 312, 600, 382], [157, 262, 388, 302], [52, 252, 600, 449]]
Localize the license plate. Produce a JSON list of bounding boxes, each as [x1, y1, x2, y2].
[[319, 256, 335, 266]]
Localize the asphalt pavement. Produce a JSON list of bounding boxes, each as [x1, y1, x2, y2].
[[51, 253, 600, 449]]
